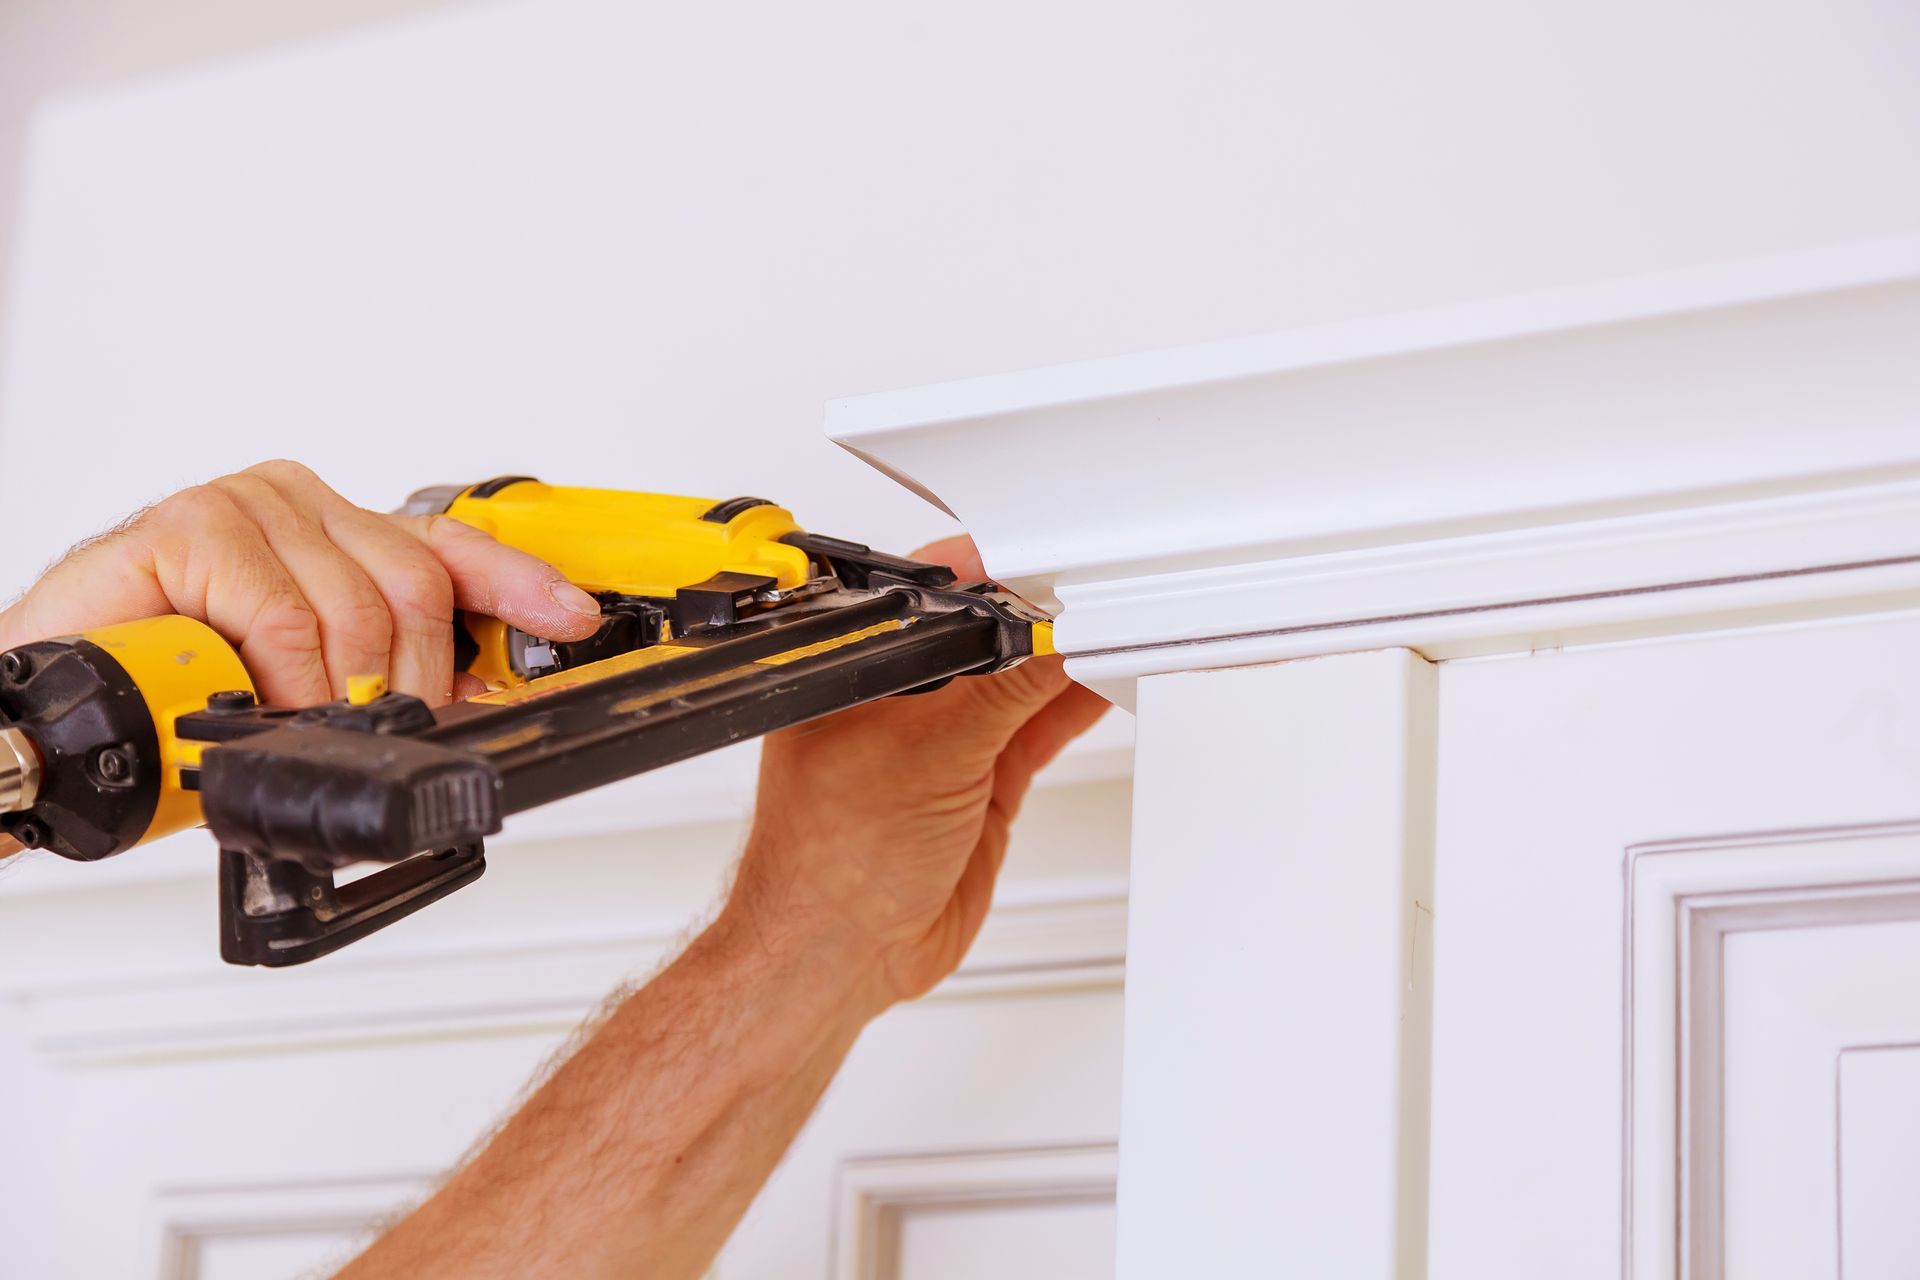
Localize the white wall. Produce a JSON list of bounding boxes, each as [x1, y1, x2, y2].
[[6, 0, 1917, 580], [0, 0, 462, 458]]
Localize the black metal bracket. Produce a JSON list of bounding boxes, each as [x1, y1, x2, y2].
[[218, 841, 486, 967], [780, 531, 956, 590]]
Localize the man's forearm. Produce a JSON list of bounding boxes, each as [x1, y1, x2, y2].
[[340, 878, 888, 1280]]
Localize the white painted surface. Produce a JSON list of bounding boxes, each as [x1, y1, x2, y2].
[[147, 1177, 425, 1280], [1436, 615, 1920, 1279], [193, 1234, 372, 1280], [1118, 651, 1435, 1279], [1625, 832, 1920, 1278], [833, 241, 1920, 698], [1721, 917, 1920, 1278], [893, 1201, 1114, 1280], [835, 1145, 1119, 1280], [837, 203, 1920, 1280], [1837, 1045, 1920, 1280], [0, 772, 1129, 1277]]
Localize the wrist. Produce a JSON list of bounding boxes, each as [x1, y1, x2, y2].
[[712, 850, 898, 1026]]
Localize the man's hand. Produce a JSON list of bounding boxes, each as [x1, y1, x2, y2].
[[9, 468, 1106, 1272], [0, 460, 601, 707], [729, 535, 1108, 1013], [343, 535, 1108, 1280]]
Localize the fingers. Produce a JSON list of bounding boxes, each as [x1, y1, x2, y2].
[[246, 461, 597, 701], [390, 513, 601, 643], [240, 462, 459, 704], [907, 532, 1077, 753], [993, 682, 1111, 819], [934, 680, 1108, 960], [0, 484, 340, 707], [1008, 682, 1110, 778], [323, 514, 455, 704], [912, 534, 987, 582], [4, 460, 601, 710], [210, 472, 395, 701], [131, 484, 335, 706], [944, 653, 1074, 753]]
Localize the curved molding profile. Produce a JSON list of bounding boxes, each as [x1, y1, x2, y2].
[[827, 234, 1920, 702]]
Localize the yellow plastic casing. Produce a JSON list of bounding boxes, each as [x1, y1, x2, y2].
[[445, 482, 811, 595], [346, 674, 389, 706], [78, 615, 253, 846], [444, 482, 814, 690]]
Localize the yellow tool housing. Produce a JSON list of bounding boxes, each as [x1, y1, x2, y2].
[[444, 482, 810, 597], [81, 616, 253, 845], [443, 481, 813, 690]]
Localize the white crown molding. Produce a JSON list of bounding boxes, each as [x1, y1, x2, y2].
[[827, 234, 1920, 698]]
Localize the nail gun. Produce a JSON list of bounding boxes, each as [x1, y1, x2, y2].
[[0, 479, 1051, 966]]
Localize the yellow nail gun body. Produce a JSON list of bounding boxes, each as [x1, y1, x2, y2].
[[0, 479, 1050, 965]]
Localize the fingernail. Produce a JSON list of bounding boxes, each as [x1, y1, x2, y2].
[[548, 580, 601, 618]]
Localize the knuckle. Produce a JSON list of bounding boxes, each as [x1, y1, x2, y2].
[[250, 597, 324, 654], [382, 559, 455, 626], [970, 666, 1031, 710], [966, 660, 1056, 717], [149, 484, 239, 531], [212, 471, 290, 514], [143, 483, 243, 537], [246, 458, 321, 487], [327, 592, 395, 657], [217, 470, 331, 535], [421, 513, 476, 545], [395, 609, 455, 649]]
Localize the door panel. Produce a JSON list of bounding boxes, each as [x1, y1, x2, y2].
[[1430, 611, 1920, 1280], [1837, 1042, 1920, 1280], [895, 1200, 1115, 1280], [834, 1145, 1119, 1280]]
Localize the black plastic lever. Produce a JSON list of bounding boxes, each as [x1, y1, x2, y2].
[[218, 842, 486, 967]]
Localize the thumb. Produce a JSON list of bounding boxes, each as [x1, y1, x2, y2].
[[901, 535, 1069, 755]]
